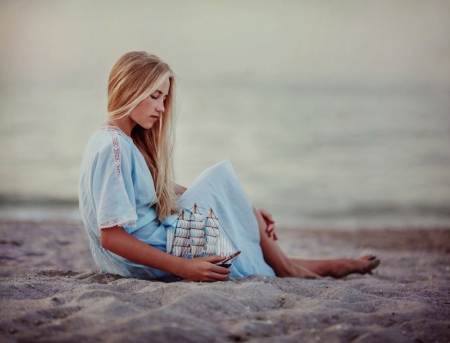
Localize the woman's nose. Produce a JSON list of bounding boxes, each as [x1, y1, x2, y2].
[[156, 101, 165, 113]]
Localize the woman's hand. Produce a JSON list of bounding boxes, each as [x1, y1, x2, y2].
[[259, 209, 278, 241], [177, 255, 231, 282]]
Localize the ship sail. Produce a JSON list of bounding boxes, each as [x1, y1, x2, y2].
[[167, 210, 190, 257], [203, 207, 241, 265], [189, 204, 205, 257], [216, 232, 236, 257], [204, 209, 220, 255]]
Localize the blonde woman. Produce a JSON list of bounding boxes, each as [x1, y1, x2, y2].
[[79, 51, 380, 282]]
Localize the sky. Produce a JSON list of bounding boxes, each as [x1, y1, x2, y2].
[[1, 0, 449, 89]]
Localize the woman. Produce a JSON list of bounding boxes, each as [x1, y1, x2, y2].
[[79, 51, 380, 282]]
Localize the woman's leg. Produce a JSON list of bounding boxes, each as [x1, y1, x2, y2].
[[253, 207, 321, 278], [253, 207, 380, 278]]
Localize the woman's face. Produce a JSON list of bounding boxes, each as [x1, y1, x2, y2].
[[128, 77, 170, 130]]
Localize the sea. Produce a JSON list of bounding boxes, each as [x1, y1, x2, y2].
[[1, 81, 449, 230], [2, 1, 450, 229]]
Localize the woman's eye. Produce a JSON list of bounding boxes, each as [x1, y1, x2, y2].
[[150, 95, 158, 100]]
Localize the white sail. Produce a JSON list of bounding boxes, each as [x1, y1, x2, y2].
[[204, 244, 216, 254], [168, 210, 191, 257], [172, 246, 189, 257], [175, 227, 190, 238], [204, 235, 218, 245], [191, 213, 203, 221], [189, 221, 204, 230], [204, 226, 220, 236], [190, 245, 204, 256], [177, 219, 190, 229], [166, 229, 174, 254], [190, 228, 204, 238], [216, 233, 236, 257], [204, 209, 220, 256], [173, 236, 190, 246], [189, 204, 205, 257], [205, 218, 218, 228], [190, 237, 205, 245]]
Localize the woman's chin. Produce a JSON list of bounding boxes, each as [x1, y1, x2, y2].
[[140, 122, 155, 130]]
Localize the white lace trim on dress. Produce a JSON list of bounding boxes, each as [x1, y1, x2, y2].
[[98, 125, 138, 229]]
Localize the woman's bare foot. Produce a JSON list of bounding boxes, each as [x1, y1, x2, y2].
[[330, 255, 381, 278], [289, 255, 380, 279], [358, 255, 381, 274]]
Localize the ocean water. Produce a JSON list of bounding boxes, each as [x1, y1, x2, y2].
[[1, 81, 449, 229], [175, 82, 450, 229], [1, 1, 450, 229]]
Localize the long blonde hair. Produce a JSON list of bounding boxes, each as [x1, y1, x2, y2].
[[107, 51, 178, 220]]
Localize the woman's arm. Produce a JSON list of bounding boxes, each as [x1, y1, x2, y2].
[[174, 183, 187, 196], [101, 226, 230, 281]]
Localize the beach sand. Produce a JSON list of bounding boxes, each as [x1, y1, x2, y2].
[[0, 220, 449, 342]]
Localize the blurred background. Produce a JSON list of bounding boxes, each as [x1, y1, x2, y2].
[[0, 0, 449, 229]]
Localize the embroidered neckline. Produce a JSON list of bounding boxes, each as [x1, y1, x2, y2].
[[98, 125, 133, 141]]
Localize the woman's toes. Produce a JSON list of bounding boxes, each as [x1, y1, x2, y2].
[[359, 255, 377, 261], [370, 258, 380, 269], [355, 255, 380, 274], [366, 258, 380, 274]]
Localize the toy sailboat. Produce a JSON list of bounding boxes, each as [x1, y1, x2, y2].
[[166, 204, 241, 267]]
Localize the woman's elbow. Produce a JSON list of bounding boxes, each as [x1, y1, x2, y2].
[[100, 226, 123, 250], [100, 230, 110, 250]]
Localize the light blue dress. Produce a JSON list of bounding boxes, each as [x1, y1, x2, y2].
[[79, 125, 275, 281]]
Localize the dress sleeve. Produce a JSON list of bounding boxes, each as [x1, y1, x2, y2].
[[92, 132, 138, 229]]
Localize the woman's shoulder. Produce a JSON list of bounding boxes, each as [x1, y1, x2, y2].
[[87, 125, 135, 154]]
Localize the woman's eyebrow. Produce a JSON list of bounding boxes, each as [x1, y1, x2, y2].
[[153, 90, 168, 96]]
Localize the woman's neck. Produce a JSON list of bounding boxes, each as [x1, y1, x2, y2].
[[106, 117, 135, 137]]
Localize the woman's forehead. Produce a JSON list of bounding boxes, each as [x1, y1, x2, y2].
[[153, 77, 171, 95]]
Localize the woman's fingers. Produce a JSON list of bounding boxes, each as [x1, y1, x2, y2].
[[208, 271, 230, 281], [259, 209, 277, 240], [266, 222, 278, 241], [201, 255, 226, 263], [258, 208, 277, 239], [204, 274, 228, 282], [210, 263, 231, 275], [266, 223, 275, 236], [260, 209, 275, 223], [201, 265, 230, 282]]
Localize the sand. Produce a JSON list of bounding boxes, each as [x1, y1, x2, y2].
[[0, 220, 449, 342]]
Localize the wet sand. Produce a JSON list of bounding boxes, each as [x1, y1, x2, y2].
[[0, 220, 449, 342]]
